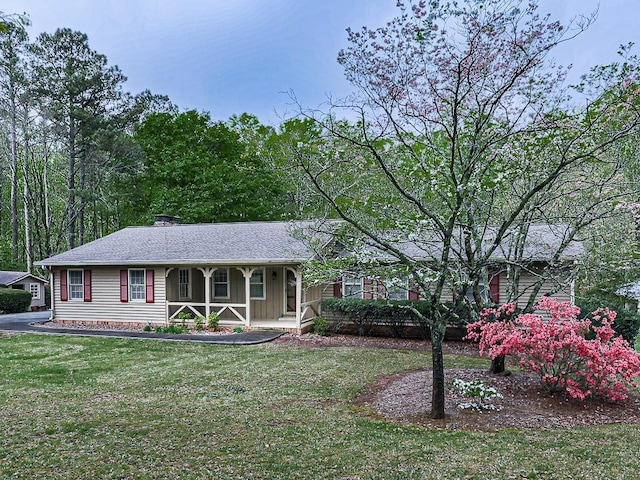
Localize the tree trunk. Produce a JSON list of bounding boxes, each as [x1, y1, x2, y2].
[[9, 93, 19, 265], [78, 153, 86, 245], [22, 106, 32, 272], [67, 118, 76, 250], [489, 354, 505, 374], [42, 128, 52, 258], [430, 313, 447, 419]]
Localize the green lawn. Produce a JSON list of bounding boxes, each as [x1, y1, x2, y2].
[[1, 333, 639, 479]]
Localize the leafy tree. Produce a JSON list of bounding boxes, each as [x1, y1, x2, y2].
[[228, 113, 330, 219], [0, 12, 28, 34], [29, 28, 127, 249], [0, 20, 179, 266], [294, 1, 640, 418], [131, 110, 288, 224], [0, 22, 29, 266]]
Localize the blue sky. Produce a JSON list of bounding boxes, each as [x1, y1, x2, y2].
[[3, 1, 638, 125]]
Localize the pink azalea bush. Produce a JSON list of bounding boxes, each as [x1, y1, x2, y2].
[[466, 297, 640, 402]]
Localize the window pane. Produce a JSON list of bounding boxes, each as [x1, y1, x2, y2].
[[343, 276, 362, 298], [69, 271, 83, 284], [213, 268, 229, 298], [214, 283, 228, 298], [250, 283, 263, 298], [130, 270, 145, 301], [387, 277, 409, 300], [179, 269, 190, 299], [68, 270, 83, 300], [214, 269, 227, 283], [388, 287, 407, 300], [70, 285, 83, 299], [250, 269, 264, 299]]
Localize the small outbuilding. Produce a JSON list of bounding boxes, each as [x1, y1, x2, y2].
[[0, 271, 48, 310]]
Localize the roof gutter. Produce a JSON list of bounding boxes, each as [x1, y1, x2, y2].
[[35, 259, 312, 268]]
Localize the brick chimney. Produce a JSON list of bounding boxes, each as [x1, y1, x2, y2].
[[153, 214, 180, 226]]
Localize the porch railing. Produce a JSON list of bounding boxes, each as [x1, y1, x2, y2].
[[167, 301, 247, 323], [300, 299, 321, 321]]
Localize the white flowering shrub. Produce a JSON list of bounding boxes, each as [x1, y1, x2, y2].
[[452, 378, 503, 412]]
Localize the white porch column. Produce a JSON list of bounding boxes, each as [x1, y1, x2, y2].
[[237, 267, 256, 327], [197, 267, 216, 318], [165, 268, 174, 322], [295, 269, 303, 328], [48, 267, 55, 321]]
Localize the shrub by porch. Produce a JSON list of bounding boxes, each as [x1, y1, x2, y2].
[[322, 297, 472, 339]]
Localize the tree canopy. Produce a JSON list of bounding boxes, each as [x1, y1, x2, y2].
[[292, 0, 640, 418], [128, 110, 290, 224]]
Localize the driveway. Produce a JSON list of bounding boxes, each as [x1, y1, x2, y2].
[[0, 310, 51, 328], [0, 311, 284, 344]]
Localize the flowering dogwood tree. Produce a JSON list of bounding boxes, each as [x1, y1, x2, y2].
[[293, 1, 640, 418]]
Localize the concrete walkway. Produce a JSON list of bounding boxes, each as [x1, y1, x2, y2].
[[0, 311, 285, 345]]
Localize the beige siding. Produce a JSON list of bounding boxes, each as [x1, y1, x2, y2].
[[305, 284, 323, 304], [53, 267, 166, 324], [304, 284, 323, 319], [322, 283, 337, 302], [505, 270, 572, 307], [322, 268, 572, 307]]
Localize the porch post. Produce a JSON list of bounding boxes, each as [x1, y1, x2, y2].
[[295, 269, 303, 329], [165, 268, 174, 322], [197, 267, 215, 319], [237, 267, 256, 327], [48, 267, 55, 321]]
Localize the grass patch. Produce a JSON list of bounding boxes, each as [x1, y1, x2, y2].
[[0, 334, 638, 479]]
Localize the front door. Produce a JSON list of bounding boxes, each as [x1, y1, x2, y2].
[[285, 269, 296, 314]]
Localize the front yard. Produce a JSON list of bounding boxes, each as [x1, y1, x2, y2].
[[0, 333, 639, 479]]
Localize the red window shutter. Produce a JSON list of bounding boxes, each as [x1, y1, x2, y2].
[[408, 289, 419, 300], [408, 279, 420, 300], [333, 278, 342, 298], [120, 270, 128, 302], [60, 269, 68, 301], [489, 272, 500, 304], [146, 269, 155, 303], [363, 278, 374, 299], [83, 269, 92, 302]]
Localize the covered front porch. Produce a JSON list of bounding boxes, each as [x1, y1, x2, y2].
[[164, 265, 321, 333]]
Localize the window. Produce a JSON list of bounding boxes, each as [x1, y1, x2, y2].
[[179, 269, 191, 300], [464, 283, 486, 302], [120, 269, 152, 303], [387, 277, 409, 301], [129, 269, 146, 301], [343, 276, 362, 298], [29, 283, 41, 300], [213, 269, 229, 299], [250, 269, 265, 299], [68, 270, 84, 300]]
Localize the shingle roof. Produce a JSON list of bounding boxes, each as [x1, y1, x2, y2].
[[348, 224, 586, 262], [36, 221, 317, 267], [36, 221, 586, 268], [0, 271, 47, 286], [490, 224, 586, 261]]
